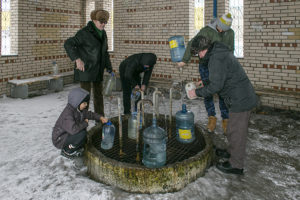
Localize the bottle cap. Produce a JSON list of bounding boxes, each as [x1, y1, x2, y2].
[[52, 61, 57, 65], [182, 104, 187, 113], [106, 120, 112, 125]]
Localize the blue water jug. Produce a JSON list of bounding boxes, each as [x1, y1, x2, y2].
[[101, 121, 115, 150], [176, 104, 195, 143], [168, 36, 186, 62], [142, 118, 167, 168]]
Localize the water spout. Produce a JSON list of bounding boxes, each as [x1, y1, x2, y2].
[[152, 89, 162, 119], [118, 97, 125, 157]]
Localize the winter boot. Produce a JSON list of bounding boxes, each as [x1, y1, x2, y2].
[[222, 119, 228, 134], [207, 116, 217, 132], [61, 145, 84, 159]]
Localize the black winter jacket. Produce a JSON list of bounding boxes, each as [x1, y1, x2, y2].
[[119, 53, 157, 86], [64, 21, 112, 82], [196, 42, 257, 112]]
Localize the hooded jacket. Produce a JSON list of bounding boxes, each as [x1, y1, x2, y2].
[[195, 42, 257, 113], [119, 53, 157, 87], [182, 20, 234, 64], [52, 88, 102, 149], [64, 21, 112, 82]]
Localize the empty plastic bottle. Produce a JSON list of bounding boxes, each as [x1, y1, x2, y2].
[[142, 118, 167, 168], [52, 61, 58, 75], [176, 104, 195, 143], [128, 112, 138, 140], [168, 36, 186, 62], [103, 73, 116, 96], [101, 121, 115, 150]]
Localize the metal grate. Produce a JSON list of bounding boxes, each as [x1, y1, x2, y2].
[[91, 114, 206, 165]]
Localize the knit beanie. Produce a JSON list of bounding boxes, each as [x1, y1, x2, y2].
[[90, 9, 109, 23], [216, 13, 233, 31]]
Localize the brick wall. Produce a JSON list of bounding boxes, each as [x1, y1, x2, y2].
[[0, 0, 299, 111], [241, 0, 300, 111]]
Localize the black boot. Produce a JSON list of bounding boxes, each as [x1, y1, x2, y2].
[[215, 148, 230, 158], [216, 161, 243, 175]]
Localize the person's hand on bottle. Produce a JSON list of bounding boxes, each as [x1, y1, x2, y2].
[[195, 80, 204, 88], [188, 89, 197, 99], [177, 62, 186, 68]]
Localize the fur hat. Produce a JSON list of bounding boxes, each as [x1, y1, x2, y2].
[[216, 13, 233, 31], [90, 9, 109, 23]]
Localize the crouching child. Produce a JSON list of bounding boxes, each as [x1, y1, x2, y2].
[[52, 87, 108, 159]]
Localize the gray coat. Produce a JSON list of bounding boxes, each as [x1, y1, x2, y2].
[[195, 42, 257, 112], [52, 88, 102, 149]]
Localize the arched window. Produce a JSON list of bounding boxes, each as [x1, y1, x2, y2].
[[194, 0, 204, 35], [229, 0, 243, 58]]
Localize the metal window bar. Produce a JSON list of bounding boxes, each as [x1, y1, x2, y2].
[[1, 0, 11, 55], [229, 0, 244, 58]]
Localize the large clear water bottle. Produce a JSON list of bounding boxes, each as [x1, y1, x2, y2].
[[128, 112, 138, 140], [52, 61, 58, 75], [101, 121, 115, 150], [142, 118, 167, 168], [168, 36, 186, 62], [176, 104, 195, 143], [103, 73, 116, 96]]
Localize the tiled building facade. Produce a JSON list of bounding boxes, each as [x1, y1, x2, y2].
[[0, 0, 299, 111]]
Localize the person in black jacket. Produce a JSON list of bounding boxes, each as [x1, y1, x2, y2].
[[119, 53, 157, 114], [64, 9, 112, 116], [188, 36, 257, 175]]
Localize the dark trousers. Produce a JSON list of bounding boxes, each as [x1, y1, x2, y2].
[[199, 64, 229, 119], [120, 76, 133, 114], [226, 111, 251, 169], [80, 81, 104, 116], [63, 130, 87, 153]]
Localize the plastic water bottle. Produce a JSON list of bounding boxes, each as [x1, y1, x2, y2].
[[176, 104, 195, 143], [168, 36, 186, 62], [142, 118, 167, 168], [52, 61, 58, 75], [103, 73, 116, 96], [128, 112, 138, 140], [101, 121, 115, 150]]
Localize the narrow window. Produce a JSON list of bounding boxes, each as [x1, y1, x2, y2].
[[194, 0, 205, 35], [229, 0, 244, 58], [1, 0, 17, 56]]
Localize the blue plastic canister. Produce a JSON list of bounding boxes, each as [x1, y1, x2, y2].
[[101, 121, 115, 150], [168, 36, 186, 62], [142, 118, 167, 168], [176, 104, 195, 143]]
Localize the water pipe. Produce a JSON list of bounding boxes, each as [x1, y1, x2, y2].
[[169, 87, 173, 138], [213, 0, 218, 18], [152, 89, 162, 119], [136, 99, 153, 162], [117, 97, 124, 157]]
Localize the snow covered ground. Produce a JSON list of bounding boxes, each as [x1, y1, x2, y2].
[[0, 84, 299, 200]]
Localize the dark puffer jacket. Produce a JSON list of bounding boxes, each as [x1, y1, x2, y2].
[[119, 53, 157, 86], [52, 88, 102, 149], [64, 21, 112, 82], [195, 42, 257, 113]]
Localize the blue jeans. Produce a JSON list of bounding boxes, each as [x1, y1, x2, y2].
[[199, 64, 229, 119]]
